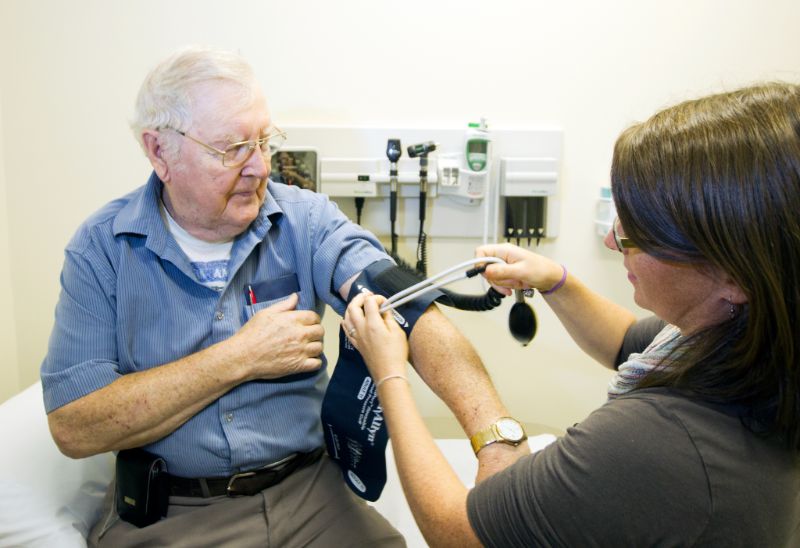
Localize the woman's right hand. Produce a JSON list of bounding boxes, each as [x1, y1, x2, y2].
[[344, 293, 409, 381], [476, 243, 563, 296]]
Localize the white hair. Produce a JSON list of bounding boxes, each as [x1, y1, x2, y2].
[[130, 46, 258, 154]]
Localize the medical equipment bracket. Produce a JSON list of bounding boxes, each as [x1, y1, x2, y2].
[[279, 125, 563, 242]]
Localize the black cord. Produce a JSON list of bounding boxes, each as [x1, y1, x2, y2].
[[390, 189, 398, 256], [416, 230, 427, 278], [355, 197, 365, 225], [439, 286, 505, 311]]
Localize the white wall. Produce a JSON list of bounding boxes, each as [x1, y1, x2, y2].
[[0, 0, 798, 431], [0, 86, 20, 402]]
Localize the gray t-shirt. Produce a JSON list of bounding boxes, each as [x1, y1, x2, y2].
[[467, 326, 799, 546]]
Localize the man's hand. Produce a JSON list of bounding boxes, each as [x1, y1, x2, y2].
[[231, 293, 325, 380], [47, 293, 324, 457]]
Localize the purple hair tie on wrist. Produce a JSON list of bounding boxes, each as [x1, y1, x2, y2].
[[539, 264, 567, 295]]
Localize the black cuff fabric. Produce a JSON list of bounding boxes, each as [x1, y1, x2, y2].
[[320, 260, 442, 500]]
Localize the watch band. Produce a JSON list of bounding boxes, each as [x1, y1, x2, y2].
[[469, 417, 527, 455], [470, 428, 500, 454]]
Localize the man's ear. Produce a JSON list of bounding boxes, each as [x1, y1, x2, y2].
[[141, 130, 171, 182]]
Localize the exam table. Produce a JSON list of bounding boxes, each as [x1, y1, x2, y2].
[[0, 382, 555, 547]]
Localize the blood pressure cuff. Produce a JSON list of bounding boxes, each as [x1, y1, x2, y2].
[[320, 259, 443, 501]]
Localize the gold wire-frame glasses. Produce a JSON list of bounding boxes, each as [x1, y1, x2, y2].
[[167, 126, 287, 168]]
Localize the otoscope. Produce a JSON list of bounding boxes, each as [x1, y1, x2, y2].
[[407, 141, 437, 277], [386, 139, 402, 257]]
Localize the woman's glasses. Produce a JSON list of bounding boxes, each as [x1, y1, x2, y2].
[[612, 217, 637, 252]]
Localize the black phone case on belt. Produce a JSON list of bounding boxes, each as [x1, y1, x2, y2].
[[115, 447, 169, 528]]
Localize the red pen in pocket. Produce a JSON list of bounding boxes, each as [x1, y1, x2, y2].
[[248, 285, 257, 305]]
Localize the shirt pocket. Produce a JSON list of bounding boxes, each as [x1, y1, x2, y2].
[[242, 273, 300, 322]]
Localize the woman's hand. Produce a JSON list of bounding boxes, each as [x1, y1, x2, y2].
[[344, 293, 409, 380], [476, 242, 563, 296]]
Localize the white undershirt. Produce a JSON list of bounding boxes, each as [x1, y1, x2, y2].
[[160, 202, 233, 291]]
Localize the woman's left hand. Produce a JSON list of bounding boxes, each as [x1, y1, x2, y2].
[[344, 292, 409, 380]]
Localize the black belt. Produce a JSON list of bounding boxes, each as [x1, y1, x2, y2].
[[168, 447, 324, 498]]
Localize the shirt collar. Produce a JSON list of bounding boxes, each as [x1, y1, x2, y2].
[[112, 171, 164, 238], [112, 171, 284, 257]]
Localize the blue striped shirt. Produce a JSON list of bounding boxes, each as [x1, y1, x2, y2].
[[41, 172, 387, 477]]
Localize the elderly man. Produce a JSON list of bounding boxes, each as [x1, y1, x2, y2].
[[40, 46, 528, 547]]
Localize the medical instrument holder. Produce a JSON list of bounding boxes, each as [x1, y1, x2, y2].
[[386, 138, 402, 256]]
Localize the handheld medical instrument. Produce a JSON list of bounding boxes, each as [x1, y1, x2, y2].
[[386, 139, 402, 256], [371, 256, 505, 312], [407, 141, 437, 276], [508, 289, 537, 346], [377, 258, 536, 344], [379, 257, 505, 313], [407, 141, 438, 158]]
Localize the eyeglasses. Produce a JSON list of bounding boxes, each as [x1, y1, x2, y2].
[[167, 126, 287, 168], [612, 216, 638, 252]]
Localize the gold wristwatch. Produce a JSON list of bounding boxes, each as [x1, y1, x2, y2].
[[470, 417, 528, 455]]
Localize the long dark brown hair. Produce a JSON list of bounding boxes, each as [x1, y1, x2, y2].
[[611, 82, 800, 450]]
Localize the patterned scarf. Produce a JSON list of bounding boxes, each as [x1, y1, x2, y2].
[[607, 324, 683, 400]]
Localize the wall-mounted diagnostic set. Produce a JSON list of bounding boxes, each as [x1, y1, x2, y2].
[[277, 122, 562, 251]]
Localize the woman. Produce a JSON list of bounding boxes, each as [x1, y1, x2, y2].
[[344, 82, 800, 547]]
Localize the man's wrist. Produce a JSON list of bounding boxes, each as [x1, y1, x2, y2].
[[475, 440, 531, 481], [476, 439, 531, 458], [470, 416, 528, 455], [209, 337, 251, 384]]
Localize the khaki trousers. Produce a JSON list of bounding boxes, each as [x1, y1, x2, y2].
[[89, 454, 406, 547]]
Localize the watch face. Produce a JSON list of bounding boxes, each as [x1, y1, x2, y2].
[[496, 418, 524, 441]]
